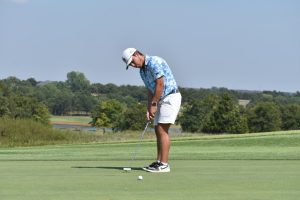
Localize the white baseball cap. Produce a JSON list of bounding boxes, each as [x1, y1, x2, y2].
[[122, 48, 137, 70]]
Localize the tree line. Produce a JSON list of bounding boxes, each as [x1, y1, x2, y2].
[[1, 71, 300, 133]]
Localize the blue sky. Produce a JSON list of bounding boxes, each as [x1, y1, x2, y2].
[[0, 0, 299, 92]]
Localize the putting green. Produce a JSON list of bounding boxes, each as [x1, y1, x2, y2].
[[0, 160, 299, 200], [0, 132, 300, 200]]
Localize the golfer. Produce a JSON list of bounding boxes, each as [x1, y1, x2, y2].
[[122, 48, 181, 173]]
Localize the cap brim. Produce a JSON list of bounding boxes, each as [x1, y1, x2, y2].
[[125, 57, 132, 70]]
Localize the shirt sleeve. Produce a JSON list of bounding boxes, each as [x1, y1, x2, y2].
[[151, 58, 165, 80]]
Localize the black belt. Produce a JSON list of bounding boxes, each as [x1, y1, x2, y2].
[[166, 89, 180, 96]]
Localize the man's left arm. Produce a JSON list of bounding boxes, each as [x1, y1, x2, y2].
[[152, 77, 164, 103]]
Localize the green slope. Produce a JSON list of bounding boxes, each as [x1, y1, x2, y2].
[[0, 131, 299, 161]]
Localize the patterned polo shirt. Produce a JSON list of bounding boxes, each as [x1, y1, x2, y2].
[[140, 55, 178, 99]]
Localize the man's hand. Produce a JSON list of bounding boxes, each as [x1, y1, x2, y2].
[[147, 102, 157, 120]]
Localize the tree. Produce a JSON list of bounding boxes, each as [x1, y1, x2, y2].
[[36, 83, 73, 115], [72, 92, 97, 114], [178, 94, 218, 133], [0, 80, 12, 97], [66, 71, 90, 92], [247, 102, 281, 132], [0, 96, 9, 117], [280, 104, 300, 130], [4, 95, 50, 124], [178, 101, 203, 132], [91, 99, 125, 132], [119, 103, 147, 131], [202, 93, 248, 134], [26, 78, 38, 86]]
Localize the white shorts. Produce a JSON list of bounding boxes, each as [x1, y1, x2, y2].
[[154, 92, 182, 126]]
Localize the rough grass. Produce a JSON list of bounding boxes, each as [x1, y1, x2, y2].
[[0, 118, 158, 147], [0, 118, 101, 147]]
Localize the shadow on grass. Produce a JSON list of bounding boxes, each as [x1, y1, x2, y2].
[[71, 166, 144, 171]]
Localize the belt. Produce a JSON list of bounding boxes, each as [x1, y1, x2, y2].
[[166, 89, 180, 96], [160, 89, 180, 101]]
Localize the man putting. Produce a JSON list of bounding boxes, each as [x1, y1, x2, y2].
[[122, 48, 181, 173]]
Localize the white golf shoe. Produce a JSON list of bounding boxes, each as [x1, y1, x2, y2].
[[143, 162, 170, 173]]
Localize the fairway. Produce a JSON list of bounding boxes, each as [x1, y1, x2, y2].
[[1, 131, 300, 200], [50, 116, 92, 126]]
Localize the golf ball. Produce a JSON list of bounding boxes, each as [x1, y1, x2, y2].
[[138, 175, 143, 180]]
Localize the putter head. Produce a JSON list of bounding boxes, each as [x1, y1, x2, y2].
[[123, 167, 131, 171]]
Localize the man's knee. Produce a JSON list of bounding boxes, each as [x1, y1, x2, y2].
[[155, 123, 171, 134]]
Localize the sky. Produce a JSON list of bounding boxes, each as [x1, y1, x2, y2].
[[0, 0, 299, 92]]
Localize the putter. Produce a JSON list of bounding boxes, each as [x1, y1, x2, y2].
[[123, 121, 150, 171]]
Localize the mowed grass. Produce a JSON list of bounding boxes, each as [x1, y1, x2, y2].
[[0, 131, 300, 200], [50, 116, 92, 125]]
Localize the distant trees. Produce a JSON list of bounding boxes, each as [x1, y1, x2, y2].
[[179, 93, 248, 134], [91, 99, 147, 131], [179, 94, 300, 134], [34, 72, 97, 115], [1, 71, 300, 133], [0, 80, 50, 124], [35, 83, 73, 115]]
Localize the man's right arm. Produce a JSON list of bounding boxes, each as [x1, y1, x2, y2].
[[147, 90, 154, 120]]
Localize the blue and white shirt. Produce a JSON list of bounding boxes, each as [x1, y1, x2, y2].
[[140, 55, 178, 99]]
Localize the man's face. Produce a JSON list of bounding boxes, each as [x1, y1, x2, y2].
[[130, 52, 144, 68]]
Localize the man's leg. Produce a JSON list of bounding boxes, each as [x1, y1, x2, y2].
[[155, 123, 171, 163], [156, 129, 161, 161]]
